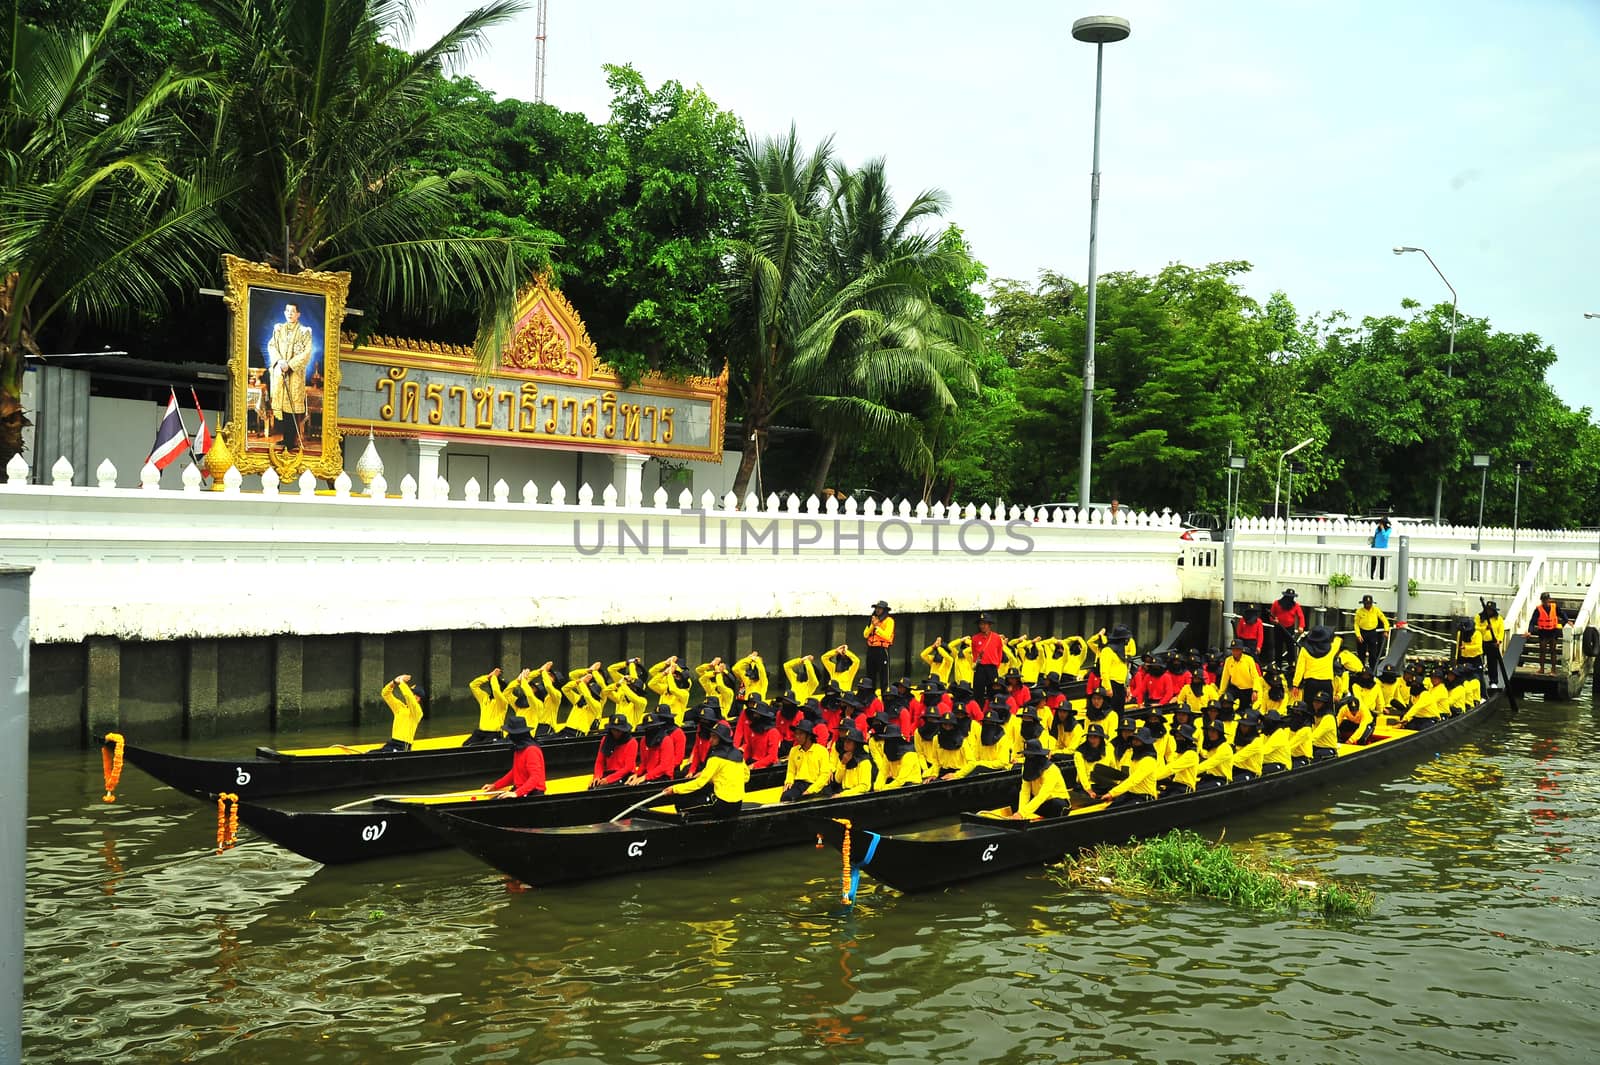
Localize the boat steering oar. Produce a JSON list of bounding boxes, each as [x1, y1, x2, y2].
[[332, 787, 505, 811], [609, 787, 675, 824]]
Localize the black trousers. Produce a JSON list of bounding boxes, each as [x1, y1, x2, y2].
[[463, 729, 503, 746], [780, 781, 815, 803], [973, 663, 999, 697], [865, 647, 891, 694], [1301, 678, 1334, 705], [1536, 631, 1560, 670], [1107, 793, 1152, 808], [1034, 798, 1070, 818], [1357, 629, 1386, 671], [1483, 642, 1510, 688]]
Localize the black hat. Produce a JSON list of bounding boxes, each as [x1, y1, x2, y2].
[[1040, 673, 1062, 692], [880, 722, 905, 742], [1483, 600, 1498, 614], [977, 613, 993, 625], [605, 714, 632, 733], [836, 724, 865, 746], [1202, 717, 1224, 734], [407, 681, 428, 702], [1087, 686, 1107, 701], [893, 676, 911, 690], [1282, 588, 1298, 599], [1377, 664, 1399, 682], [1173, 722, 1196, 742], [1304, 625, 1335, 653], [921, 703, 944, 722], [1360, 594, 1375, 606], [1021, 737, 1048, 759], [1004, 668, 1022, 681], [1239, 709, 1262, 726], [793, 717, 816, 736], [1228, 638, 1245, 650], [771, 689, 796, 708], [872, 600, 891, 612], [984, 704, 1009, 725], [1243, 605, 1259, 621], [1133, 727, 1156, 745], [923, 678, 946, 695], [748, 702, 776, 722], [1117, 717, 1136, 732], [1084, 723, 1107, 740], [503, 713, 532, 737], [1016, 704, 1040, 721], [710, 721, 734, 745], [949, 682, 974, 700], [842, 692, 868, 710], [1109, 623, 1133, 642], [646, 707, 676, 727], [1262, 710, 1287, 727]]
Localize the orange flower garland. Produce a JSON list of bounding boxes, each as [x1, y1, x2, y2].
[[216, 793, 240, 854], [101, 733, 125, 803]]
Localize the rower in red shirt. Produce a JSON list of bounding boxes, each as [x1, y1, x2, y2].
[[590, 715, 638, 788], [629, 708, 686, 785], [1003, 669, 1031, 712], [969, 613, 1006, 698], [480, 714, 546, 797], [949, 681, 983, 723], [742, 702, 782, 769], [1268, 589, 1305, 666], [685, 702, 723, 776]]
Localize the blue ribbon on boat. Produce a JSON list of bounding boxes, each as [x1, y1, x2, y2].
[[846, 832, 882, 903]]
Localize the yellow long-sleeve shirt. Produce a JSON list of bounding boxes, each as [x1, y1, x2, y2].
[[1232, 734, 1264, 776], [920, 643, 955, 685], [931, 735, 977, 776], [513, 671, 562, 731], [560, 672, 606, 733], [1017, 764, 1070, 817], [1354, 605, 1391, 634], [783, 657, 822, 703], [830, 754, 877, 797], [1476, 615, 1507, 645], [605, 680, 649, 728], [695, 664, 735, 713], [381, 681, 424, 744], [672, 753, 748, 804], [1104, 752, 1160, 799], [1196, 740, 1234, 782], [947, 638, 976, 685], [732, 653, 769, 700], [1218, 655, 1262, 693], [952, 733, 1013, 778], [1309, 713, 1339, 752], [1260, 728, 1293, 770], [647, 662, 692, 723], [1292, 642, 1339, 687], [1401, 684, 1450, 724], [822, 648, 860, 690], [469, 672, 510, 732], [784, 742, 832, 795], [1060, 636, 1090, 679], [1158, 748, 1199, 789], [877, 750, 931, 790]]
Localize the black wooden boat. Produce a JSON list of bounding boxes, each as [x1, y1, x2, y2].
[[411, 766, 1028, 887], [233, 765, 789, 865], [106, 730, 602, 801], [815, 683, 1511, 893]]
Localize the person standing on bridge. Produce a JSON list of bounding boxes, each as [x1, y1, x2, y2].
[[1369, 517, 1392, 579], [864, 601, 895, 693], [1529, 592, 1569, 676]]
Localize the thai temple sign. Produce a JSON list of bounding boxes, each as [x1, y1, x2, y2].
[[337, 276, 725, 461]]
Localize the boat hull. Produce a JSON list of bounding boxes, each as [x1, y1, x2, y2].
[[111, 732, 601, 801], [413, 768, 1026, 887], [817, 688, 1508, 893], [233, 766, 788, 865]]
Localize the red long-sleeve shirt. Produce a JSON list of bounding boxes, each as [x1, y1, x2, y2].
[[687, 733, 714, 776], [744, 727, 781, 769], [486, 745, 547, 797], [1006, 685, 1032, 712], [638, 729, 685, 781], [1270, 601, 1305, 631], [970, 632, 1006, 666], [1236, 617, 1265, 653], [593, 737, 638, 784], [960, 697, 984, 723], [1150, 673, 1181, 705]]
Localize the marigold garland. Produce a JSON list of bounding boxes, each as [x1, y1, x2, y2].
[[836, 818, 853, 903], [101, 733, 125, 803], [216, 792, 240, 854]]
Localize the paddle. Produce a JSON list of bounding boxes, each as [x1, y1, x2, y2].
[[332, 787, 504, 811], [608, 786, 675, 824]]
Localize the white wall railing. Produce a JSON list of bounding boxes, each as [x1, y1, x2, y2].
[[2, 453, 1190, 644]]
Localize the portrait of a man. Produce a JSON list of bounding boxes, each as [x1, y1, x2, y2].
[[245, 286, 327, 453]]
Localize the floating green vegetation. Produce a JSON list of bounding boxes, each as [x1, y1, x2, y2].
[[1052, 829, 1376, 918]]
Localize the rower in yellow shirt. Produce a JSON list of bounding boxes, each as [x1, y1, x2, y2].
[[1092, 727, 1161, 806], [1353, 595, 1392, 671], [1291, 625, 1339, 706], [920, 638, 956, 685], [779, 718, 831, 801], [1072, 723, 1116, 795], [465, 668, 515, 745], [664, 721, 748, 817], [647, 657, 694, 724], [732, 652, 769, 701], [1156, 722, 1200, 794], [1400, 668, 1451, 728], [822, 645, 861, 691], [1012, 739, 1070, 818], [1195, 718, 1233, 787], [1217, 639, 1262, 712], [876, 723, 932, 789], [561, 664, 609, 734], [951, 702, 1015, 778], [1258, 710, 1294, 773], [783, 654, 823, 704], [379, 674, 425, 752]]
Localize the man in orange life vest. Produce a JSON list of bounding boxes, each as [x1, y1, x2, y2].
[[969, 613, 1005, 699], [864, 600, 895, 693], [1530, 592, 1567, 675]]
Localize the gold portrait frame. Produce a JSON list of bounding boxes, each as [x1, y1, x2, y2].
[[221, 254, 352, 481]]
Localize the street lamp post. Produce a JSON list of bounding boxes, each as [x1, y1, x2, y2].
[[1071, 14, 1131, 514], [1284, 460, 1306, 545], [1512, 459, 1532, 553], [1273, 437, 1314, 520], [1394, 246, 1458, 524], [1222, 453, 1247, 626], [1472, 453, 1491, 552]]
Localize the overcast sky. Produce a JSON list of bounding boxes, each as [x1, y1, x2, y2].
[[408, 0, 1600, 415]]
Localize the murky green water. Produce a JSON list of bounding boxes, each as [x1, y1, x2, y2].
[[25, 685, 1600, 1064]]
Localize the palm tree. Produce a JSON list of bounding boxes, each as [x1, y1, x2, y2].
[[0, 0, 232, 476], [723, 129, 978, 499], [203, 0, 542, 359]]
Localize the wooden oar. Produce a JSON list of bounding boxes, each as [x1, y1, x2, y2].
[[332, 787, 502, 811], [608, 787, 675, 824]]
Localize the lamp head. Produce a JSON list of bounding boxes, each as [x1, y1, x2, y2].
[[1472, 453, 1490, 469], [1229, 456, 1247, 471], [1072, 15, 1132, 43]]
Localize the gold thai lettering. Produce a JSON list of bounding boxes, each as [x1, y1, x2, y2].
[[499, 390, 516, 431], [473, 387, 495, 429], [519, 383, 539, 432], [579, 397, 598, 438], [643, 405, 657, 443], [601, 391, 617, 439], [560, 398, 578, 438], [448, 385, 468, 427], [376, 366, 406, 420], [399, 379, 420, 423], [425, 383, 443, 425], [661, 407, 675, 443], [621, 403, 642, 442], [541, 394, 557, 433]]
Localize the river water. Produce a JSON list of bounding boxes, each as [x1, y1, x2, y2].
[[23, 685, 1600, 1064]]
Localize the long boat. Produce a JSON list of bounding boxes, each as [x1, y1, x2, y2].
[[105, 730, 602, 801], [233, 764, 789, 865], [410, 765, 1029, 887], [813, 682, 1511, 894]]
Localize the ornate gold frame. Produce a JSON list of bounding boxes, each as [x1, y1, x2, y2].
[[221, 254, 352, 480]]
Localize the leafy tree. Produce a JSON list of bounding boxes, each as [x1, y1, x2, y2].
[[1, 0, 230, 474]]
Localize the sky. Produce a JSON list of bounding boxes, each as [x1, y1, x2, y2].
[[406, 0, 1600, 414]]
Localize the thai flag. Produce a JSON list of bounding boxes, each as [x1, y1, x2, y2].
[[147, 388, 190, 470], [189, 388, 212, 460]]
